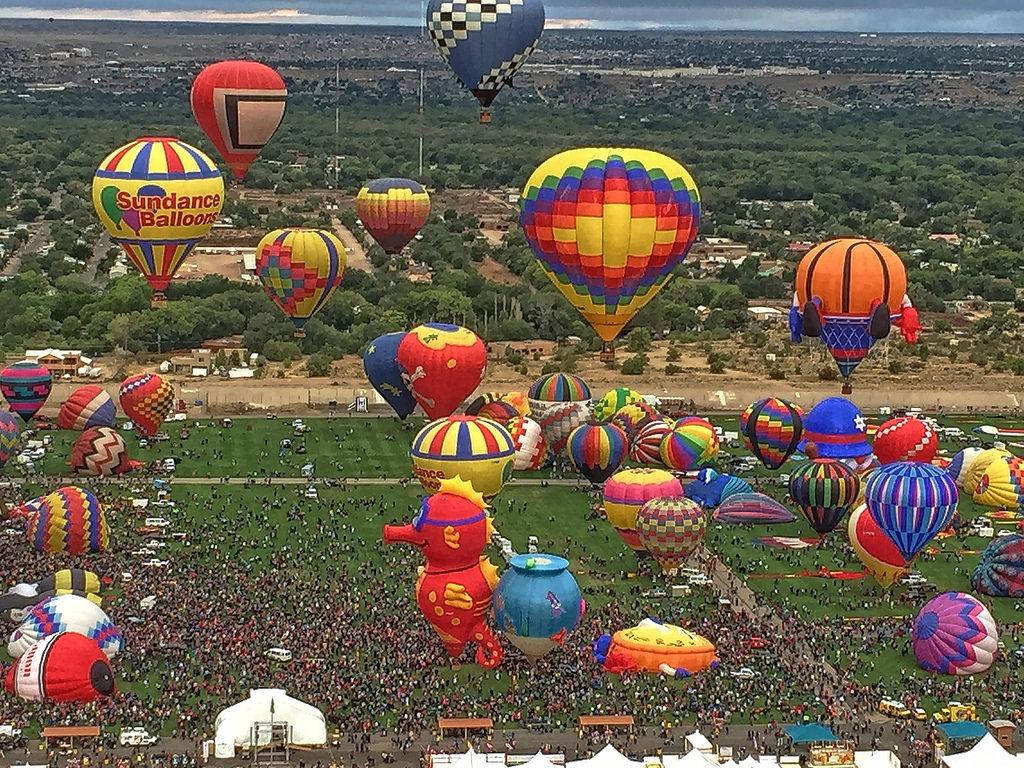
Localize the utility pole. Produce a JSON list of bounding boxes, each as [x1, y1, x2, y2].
[[334, 62, 340, 187]]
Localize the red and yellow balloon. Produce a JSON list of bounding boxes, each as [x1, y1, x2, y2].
[[397, 324, 487, 419]]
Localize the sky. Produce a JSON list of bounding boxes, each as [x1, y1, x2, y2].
[[4, 0, 1024, 32]]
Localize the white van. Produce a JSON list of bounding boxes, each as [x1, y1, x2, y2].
[[120, 727, 158, 746], [145, 517, 171, 528], [265, 647, 293, 662]]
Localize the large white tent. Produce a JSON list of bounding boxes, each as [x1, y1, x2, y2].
[[214, 689, 326, 759], [567, 745, 644, 768], [663, 753, 716, 768], [854, 751, 901, 768], [942, 735, 1024, 768]]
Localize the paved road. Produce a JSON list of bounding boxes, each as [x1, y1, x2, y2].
[[1, 221, 50, 276], [84, 230, 111, 285], [331, 217, 373, 272]]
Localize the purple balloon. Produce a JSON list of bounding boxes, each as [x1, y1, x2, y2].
[[912, 592, 998, 676]]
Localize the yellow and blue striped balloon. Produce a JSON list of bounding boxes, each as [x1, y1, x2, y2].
[[410, 415, 515, 499]]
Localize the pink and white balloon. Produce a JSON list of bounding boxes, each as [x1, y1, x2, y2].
[[912, 592, 998, 676]]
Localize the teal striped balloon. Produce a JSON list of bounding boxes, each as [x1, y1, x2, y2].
[[788, 459, 860, 535]]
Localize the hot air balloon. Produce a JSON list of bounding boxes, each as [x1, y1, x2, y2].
[[119, 373, 174, 437], [973, 455, 1024, 510], [872, 417, 938, 465], [397, 324, 487, 419], [713, 493, 796, 525], [507, 416, 547, 471], [566, 423, 628, 485], [603, 468, 683, 552], [528, 372, 590, 403], [790, 238, 920, 392], [1, 569, 101, 625], [912, 592, 998, 676], [948, 447, 984, 492], [972, 534, 1024, 598], [256, 228, 346, 337], [57, 386, 116, 431], [92, 137, 224, 305], [363, 332, 417, 419], [383, 478, 503, 668], [1, 362, 51, 423], [190, 60, 287, 181], [27, 487, 107, 555], [593, 618, 717, 678], [0, 411, 19, 471], [636, 497, 706, 574], [520, 148, 700, 348], [410, 415, 515, 499], [592, 388, 643, 423], [493, 553, 584, 661], [960, 447, 1010, 498], [847, 502, 908, 588], [8, 594, 122, 659], [527, 373, 591, 457], [661, 420, 718, 472], [355, 178, 430, 254], [629, 419, 672, 466], [611, 401, 661, 441], [864, 462, 958, 562], [798, 396, 871, 460], [426, 0, 545, 123], [69, 427, 140, 477], [5, 632, 115, 703], [685, 467, 752, 508], [472, 400, 520, 423], [740, 397, 803, 470], [788, 459, 860, 536]]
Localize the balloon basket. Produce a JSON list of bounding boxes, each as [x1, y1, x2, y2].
[[599, 344, 616, 363], [841, 382, 853, 395], [293, 330, 306, 339], [479, 109, 492, 124], [150, 295, 167, 309]]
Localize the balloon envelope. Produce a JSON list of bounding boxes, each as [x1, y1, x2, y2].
[[864, 461, 958, 562], [592, 388, 643, 423], [872, 417, 938, 465], [788, 459, 860, 535], [713, 493, 795, 525], [5, 631, 115, 703], [355, 178, 430, 254], [0, 362, 52, 423], [0, 410, 20, 470], [58, 386, 116, 431], [567, 423, 628, 485], [397, 324, 487, 419], [8, 594, 122, 659], [493, 553, 583, 660], [507, 416, 547, 471], [847, 502, 908, 587], [972, 534, 1024, 598], [603, 468, 683, 551], [119, 373, 174, 437], [973, 455, 1024, 510], [410, 415, 514, 498], [28, 487, 108, 555], [70, 427, 138, 476], [363, 332, 417, 419], [636, 497, 706, 573], [741, 397, 802, 470], [256, 228, 346, 334], [912, 592, 998, 676]]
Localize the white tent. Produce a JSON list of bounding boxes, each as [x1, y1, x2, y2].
[[855, 751, 901, 768], [738, 759, 780, 768], [432, 750, 505, 768], [942, 735, 1023, 768], [663, 753, 716, 768], [567, 745, 644, 768], [686, 732, 714, 755], [521, 754, 562, 768], [214, 689, 326, 759]]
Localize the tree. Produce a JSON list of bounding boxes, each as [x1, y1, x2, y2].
[[306, 352, 333, 377], [263, 340, 302, 362], [17, 199, 41, 221], [625, 327, 652, 353], [621, 353, 648, 375]]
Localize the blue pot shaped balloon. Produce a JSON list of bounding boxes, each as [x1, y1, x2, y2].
[[493, 553, 583, 660]]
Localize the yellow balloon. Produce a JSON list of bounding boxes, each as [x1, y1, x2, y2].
[[410, 416, 515, 499], [963, 448, 1010, 497]]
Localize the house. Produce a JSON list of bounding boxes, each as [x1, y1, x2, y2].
[[24, 349, 90, 377], [170, 339, 250, 376], [747, 306, 785, 323], [929, 233, 962, 247], [787, 240, 815, 253], [690, 237, 750, 262], [487, 340, 557, 359], [204, 336, 247, 353]]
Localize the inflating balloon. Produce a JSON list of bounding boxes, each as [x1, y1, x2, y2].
[[521, 148, 700, 344], [528, 373, 591, 457], [611, 401, 661, 441], [8, 594, 122, 659], [713, 494, 795, 525], [5, 631, 115, 703], [629, 419, 672, 466], [383, 478, 502, 668], [363, 332, 417, 419], [567, 423, 628, 485], [594, 618, 717, 678], [0, 569, 101, 625], [190, 60, 287, 180], [948, 447, 984, 492], [603, 468, 683, 552], [961, 447, 1010, 498], [592, 388, 643, 423], [972, 534, 1024, 598], [661, 419, 718, 472], [397, 324, 486, 419], [973, 455, 1024, 510], [410, 415, 514, 499], [507, 416, 547, 471], [119, 373, 174, 437], [788, 459, 860, 536], [493, 554, 584, 661], [798, 396, 871, 460], [0, 410, 19, 470], [864, 462, 958, 562], [355, 178, 430, 254], [872, 417, 938, 465], [912, 592, 998, 676], [0, 362, 51, 423], [58, 386, 116, 431], [740, 397, 803, 470], [256, 228, 346, 337], [70, 427, 140, 476], [847, 502, 908, 588], [28, 487, 108, 555], [636, 497, 706, 573], [528, 373, 590, 403], [92, 137, 224, 305], [685, 468, 752, 508], [426, 0, 545, 122]]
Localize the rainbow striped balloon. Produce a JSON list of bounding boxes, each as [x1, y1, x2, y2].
[[28, 486, 108, 555], [355, 178, 430, 254], [528, 373, 591, 403], [410, 415, 515, 499], [661, 418, 718, 472], [740, 397, 803, 470], [0, 362, 52, 423], [788, 459, 860, 535], [566, 423, 628, 485], [0, 410, 19, 470]]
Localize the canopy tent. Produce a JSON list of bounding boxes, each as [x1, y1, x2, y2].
[[942, 734, 1024, 768], [737, 759, 780, 767], [439, 718, 495, 736], [937, 721, 988, 741], [214, 689, 326, 759], [430, 750, 505, 768], [567, 744, 644, 768], [686, 732, 713, 753], [854, 752, 901, 768], [783, 724, 837, 744], [662, 753, 716, 768], [520, 754, 562, 768]]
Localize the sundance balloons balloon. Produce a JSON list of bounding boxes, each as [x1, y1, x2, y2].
[[790, 238, 920, 391], [912, 592, 998, 676], [410, 415, 514, 499], [847, 502, 908, 588], [190, 60, 287, 181], [355, 178, 431, 254], [1, 362, 51, 423], [567, 423, 628, 485], [636, 497, 706, 574], [256, 228, 346, 337], [872, 417, 938, 465], [788, 459, 860, 536], [363, 332, 417, 419], [0, 411, 19, 471], [492, 553, 584, 661], [426, 0, 545, 122], [864, 462, 958, 562], [119, 373, 174, 437], [92, 137, 224, 305], [4, 632, 115, 703], [28, 487, 107, 555], [629, 419, 672, 466], [507, 416, 547, 471], [397, 324, 486, 419], [8, 594, 122, 659], [69, 427, 140, 477], [603, 468, 683, 552], [740, 397, 803, 470], [972, 534, 1024, 598], [58, 386, 116, 431], [521, 148, 700, 344]]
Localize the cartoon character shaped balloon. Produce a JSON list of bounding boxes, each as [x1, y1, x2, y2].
[[790, 238, 920, 392], [912, 592, 998, 676], [798, 396, 871, 461], [972, 534, 1024, 598], [426, 0, 545, 122], [119, 373, 174, 437], [594, 618, 717, 679], [1, 569, 102, 625], [1, 362, 51, 423], [5, 632, 115, 703], [410, 415, 515, 498], [492, 554, 584, 661], [636, 497, 706, 574], [520, 148, 700, 345], [847, 502, 908, 588], [363, 332, 417, 419], [788, 459, 860, 536], [355, 178, 430, 254], [397, 324, 486, 419], [256, 228, 346, 337], [28, 487, 107, 555], [58, 386, 116, 431], [603, 468, 683, 552], [190, 60, 287, 181], [383, 478, 503, 668], [872, 417, 938, 465], [864, 462, 957, 562], [70, 427, 140, 476], [0, 411, 19, 471], [8, 594, 122, 659], [567, 423, 628, 485], [92, 137, 224, 306], [740, 397, 803, 470]]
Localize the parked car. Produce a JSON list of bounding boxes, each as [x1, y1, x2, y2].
[[120, 727, 158, 746]]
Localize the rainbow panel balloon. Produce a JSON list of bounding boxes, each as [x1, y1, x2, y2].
[[355, 178, 430, 254], [256, 228, 346, 335], [528, 373, 591, 403], [912, 592, 998, 676], [603, 468, 683, 552], [788, 459, 860, 536], [0, 362, 52, 423], [566, 423, 628, 485], [661, 419, 718, 472], [520, 148, 700, 342], [410, 415, 514, 498], [740, 397, 803, 470]]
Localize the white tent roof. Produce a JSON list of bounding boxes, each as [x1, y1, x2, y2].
[[686, 732, 714, 752], [214, 689, 326, 759], [942, 735, 1023, 768], [521, 754, 561, 768], [662, 754, 716, 768], [567, 745, 644, 768], [855, 750, 901, 768]]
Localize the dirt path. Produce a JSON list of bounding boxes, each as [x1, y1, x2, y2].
[[478, 254, 523, 285], [332, 218, 373, 273]]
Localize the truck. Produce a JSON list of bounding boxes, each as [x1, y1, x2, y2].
[[932, 702, 977, 723]]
